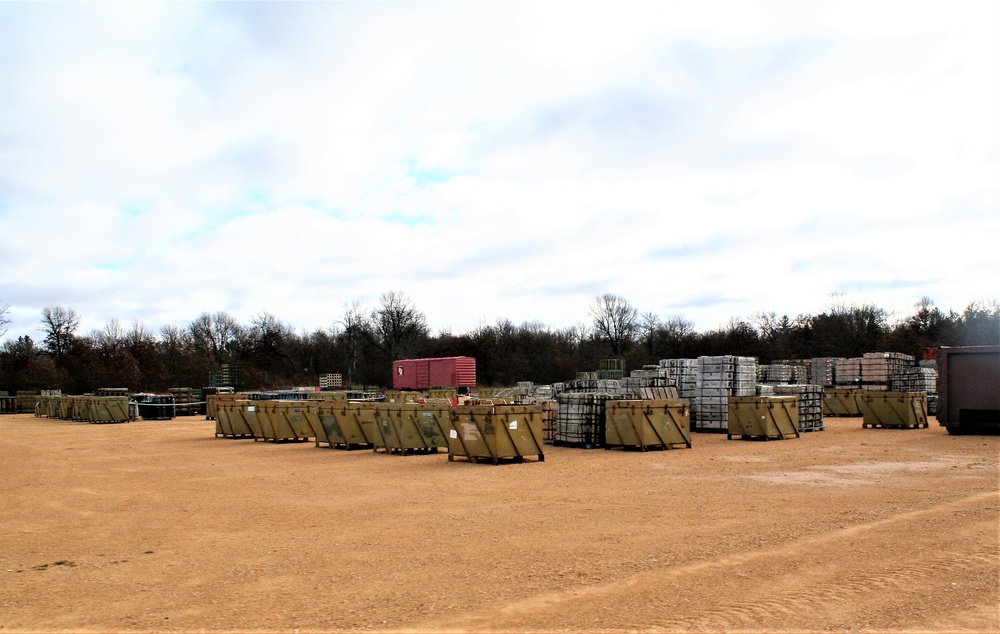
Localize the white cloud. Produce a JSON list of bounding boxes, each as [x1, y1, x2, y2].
[[0, 0, 997, 343]]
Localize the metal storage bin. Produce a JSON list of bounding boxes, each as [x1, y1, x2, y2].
[[314, 402, 377, 449], [86, 396, 132, 424], [727, 396, 800, 440], [605, 399, 691, 450], [823, 387, 864, 416], [861, 391, 929, 429], [216, 400, 256, 439], [447, 404, 544, 464], [371, 402, 450, 454]]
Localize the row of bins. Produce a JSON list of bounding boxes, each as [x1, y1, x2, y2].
[[211, 397, 546, 464]]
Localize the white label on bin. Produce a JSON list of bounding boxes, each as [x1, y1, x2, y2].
[[509, 420, 518, 430], [248, 406, 255, 412], [449, 429, 458, 438]]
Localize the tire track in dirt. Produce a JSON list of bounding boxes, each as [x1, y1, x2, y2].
[[402, 490, 999, 632]]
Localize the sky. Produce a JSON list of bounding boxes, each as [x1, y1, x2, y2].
[[1, 0, 998, 344]]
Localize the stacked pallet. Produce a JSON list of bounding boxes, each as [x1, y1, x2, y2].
[[834, 358, 862, 385], [319, 373, 343, 389], [693, 356, 756, 432], [811, 358, 840, 387], [554, 392, 612, 447], [659, 359, 699, 400], [890, 367, 939, 415], [623, 367, 675, 393], [774, 384, 825, 432], [861, 352, 914, 388], [760, 364, 793, 384]]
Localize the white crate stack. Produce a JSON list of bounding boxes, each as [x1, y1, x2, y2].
[[774, 384, 825, 432], [319, 373, 343, 389], [693, 355, 756, 431], [811, 358, 840, 387], [861, 352, 915, 391], [659, 359, 699, 400], [890, 366, 939, 415], [834, 358, 862, 385], [761, 364, 794, 384]]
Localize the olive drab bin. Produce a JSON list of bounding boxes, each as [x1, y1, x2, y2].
[[447, 404, 544, 464], [727, 396, 800, 440], [216, 400, 256, 439], [258, 401, 315, 442], [371, 402, 451, 454], [605, 399, 692, 450], [860, 391, 929, 429], [85, 396, 132, 424], [313, 402, 378, 449], [823, 388, 865, 417]]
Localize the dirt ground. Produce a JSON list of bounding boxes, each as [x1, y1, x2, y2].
[[0, 412, 997, 634]]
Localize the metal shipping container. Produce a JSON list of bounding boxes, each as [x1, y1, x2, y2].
[[392, 356, 476, 391], [936, 346, 1000, 435]]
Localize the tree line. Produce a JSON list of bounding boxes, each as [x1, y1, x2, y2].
[[0, 292, 997, 395]]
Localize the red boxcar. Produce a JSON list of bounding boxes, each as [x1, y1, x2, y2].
[[392, 356, 476, 390]]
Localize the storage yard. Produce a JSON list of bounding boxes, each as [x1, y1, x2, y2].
[[1, 411, 997, 633]]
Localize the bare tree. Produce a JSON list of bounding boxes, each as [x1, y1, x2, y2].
[[39, 306, 81, 356], [589, 293, 638, 356], [93, 318, 126, 354], [189, 311, 242, 366], [334, 300, 369, 385], [251, 311, 299, 374], [639, 311, 661, 355], [0, 299, 10, 339], [369, 291, 428, 361]]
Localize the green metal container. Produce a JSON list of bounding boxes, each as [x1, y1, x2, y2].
[[268, 401, 316, 442], [315, 402, 377, 449], [861, 391, 929, 429], [727, 396, 800, 440], [823, 388, 864, 417], [86, 396, 132, 424], [605, 399, 692, 450], [447, 404, 544, 464], [373, 402, 451, 455]]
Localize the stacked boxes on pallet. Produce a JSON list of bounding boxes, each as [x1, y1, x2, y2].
[[554, 392, 612, 447], [774, 384, 825, 432], [890, 367, 939, 415], [693, 356, 756, 432], [659, 359, 698, 401], [811, 358, 840, 387], [319, 373, 343, 389], [761, 364, 793, 384], [834, 358, 862, 386], [861, 352, 914, 391]]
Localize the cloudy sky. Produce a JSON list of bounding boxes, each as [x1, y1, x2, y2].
[[1, 1, 997, 343]]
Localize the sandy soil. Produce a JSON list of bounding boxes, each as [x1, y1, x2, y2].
[[0, 412, 997, 633]]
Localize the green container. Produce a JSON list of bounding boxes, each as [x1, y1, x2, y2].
[[861, 391, 929, 429], [605, 399, 692, 450], [315, 402, 377, 449], [373, 402, 451, 455], [447, 404, 544, 464], [823, 388, 864, 417], [727, 396, 800, 440]]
